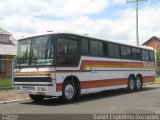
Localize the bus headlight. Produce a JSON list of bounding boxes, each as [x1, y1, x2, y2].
[[37, 87, 48, 92]]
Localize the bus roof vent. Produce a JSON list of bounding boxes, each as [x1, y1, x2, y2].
[[47, 30, 53, 32]]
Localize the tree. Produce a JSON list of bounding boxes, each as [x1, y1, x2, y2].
[[156, 51, 160, 68], [156, 51, 160, 76]]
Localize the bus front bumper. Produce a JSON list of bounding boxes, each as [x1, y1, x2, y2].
[[13, 85, 55, 96]]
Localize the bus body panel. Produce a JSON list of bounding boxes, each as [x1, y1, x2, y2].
[[14, 56, 155, 97]]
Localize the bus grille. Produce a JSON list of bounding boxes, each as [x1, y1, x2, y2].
[[14, 77, 52, 82]]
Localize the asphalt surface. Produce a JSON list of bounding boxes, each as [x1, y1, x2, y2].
[[0, 85, 160, 114]]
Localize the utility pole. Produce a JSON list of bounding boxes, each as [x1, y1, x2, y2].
[[127, 0, 147, 46]]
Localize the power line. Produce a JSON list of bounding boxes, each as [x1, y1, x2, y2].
[[127, 0, 147, 46]]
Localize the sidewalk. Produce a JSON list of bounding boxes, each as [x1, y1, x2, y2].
[[0, 89, 29, 103]]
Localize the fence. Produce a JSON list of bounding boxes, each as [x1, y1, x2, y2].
[[0, 59, 14, 81]]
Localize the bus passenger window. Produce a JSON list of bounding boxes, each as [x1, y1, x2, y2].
[[132, 48, 141, 60], [149, 51, 155, 61], [81, 38, 89, 55], [56, 36, 79, 66], [90, 40, 104, 56], [121, 45, 131, 59], [142, 50, 149, 61], [108, 43, 120, 58]]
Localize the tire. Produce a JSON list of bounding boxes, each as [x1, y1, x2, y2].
[[29, 94, 44, 102], [62, 80, 77, 103], [128, 76, 135, 91], [135, 76, 142, 91]]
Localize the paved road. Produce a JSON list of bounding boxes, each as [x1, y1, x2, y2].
[[0, 85, 160, 114]]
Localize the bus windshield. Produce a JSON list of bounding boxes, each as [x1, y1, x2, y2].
[[17, 35, 54, 66]]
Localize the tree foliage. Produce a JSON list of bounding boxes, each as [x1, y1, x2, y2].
[[156, 51, 160, 68]]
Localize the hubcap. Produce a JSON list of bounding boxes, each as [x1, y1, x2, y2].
[[129, 79, 134, 90], [136, 78, 141, 89], [65, 84, 74, 99]]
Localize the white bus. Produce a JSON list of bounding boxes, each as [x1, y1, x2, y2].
[[13, 33, 156, 102]]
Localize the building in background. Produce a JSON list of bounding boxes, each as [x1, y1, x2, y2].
[[0, 28, 17, 79], [143, 36, 160, 76], [142, 36, 160, 51]]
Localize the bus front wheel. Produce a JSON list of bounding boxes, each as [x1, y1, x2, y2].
[[29, 94, 44, 102], [62, 80, 77, 103]]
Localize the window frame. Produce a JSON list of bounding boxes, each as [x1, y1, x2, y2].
[[29, 35, 54, 66], [90, 39, 104, 57], [149, 51, 155, 62], [15, 33, 156, 68], [81, 38, 89, 55], [131, 47, 141, 60], [55, 34, 80, 67], [108, 42, 120, 58], [0, 56, 5, 73], [15, 35, 55, 68], [141, 49, 150, 61], [0, 34, 10, 44], [120, 45, 132, 59]]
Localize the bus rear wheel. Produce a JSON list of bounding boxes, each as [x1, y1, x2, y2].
[[135, 76, 142, 91], [62, 80, 77, 103], [29, 94, 44, 102], [128, 76, 135, 91]]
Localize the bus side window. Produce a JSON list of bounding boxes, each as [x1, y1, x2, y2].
[[108, 43, 120, 58], [68, 39, 78, 55], [56, 36, 79, 66], [149, 51, 155, 62], [142, 50, 149, 61], [121, 45, 131, 59], [81, 38, 89, 55], [90, 40, 104, 57], [132, 48, 141, 60], [57, 38, 68, 55]]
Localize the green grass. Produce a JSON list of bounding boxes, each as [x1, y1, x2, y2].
[[0, 79, 12, 88], [155, 78, 160, 85]]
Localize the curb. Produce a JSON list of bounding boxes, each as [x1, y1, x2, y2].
[[145, 84, 160, 87], [0, 98, 30, 104]]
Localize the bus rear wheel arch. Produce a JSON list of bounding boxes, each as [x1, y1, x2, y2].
[[62, 76, 80, 103]]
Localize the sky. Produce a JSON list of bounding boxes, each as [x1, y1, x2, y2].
[[0, 0, 160, 45]]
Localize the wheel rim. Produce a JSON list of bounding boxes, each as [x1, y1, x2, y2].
[[136, 78, 141, 89], [65, 84, 74, 99], [129, 79, 134, 90]]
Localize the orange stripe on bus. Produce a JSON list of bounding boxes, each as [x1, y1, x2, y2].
[[80, 78, 128, 89], [56, 70, 84, 73], [56, 78, 128, 92], [80, 60, 144, 70], [56, 76, 155, 92], [143, 76, 155, 83]]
